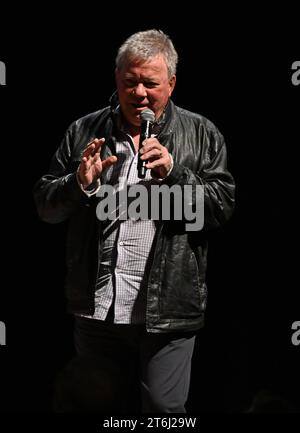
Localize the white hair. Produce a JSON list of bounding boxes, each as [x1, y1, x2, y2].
[[115, 29, 178, 77]]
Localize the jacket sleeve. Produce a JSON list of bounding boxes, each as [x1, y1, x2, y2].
[[33, 125, 89, 224], [164, 126, 235, 231]]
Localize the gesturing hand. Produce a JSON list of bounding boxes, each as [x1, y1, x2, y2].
[[78, 138, 117, 188]]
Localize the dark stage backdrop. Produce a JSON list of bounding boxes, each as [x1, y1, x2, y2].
[[0, 5, 299, 421]]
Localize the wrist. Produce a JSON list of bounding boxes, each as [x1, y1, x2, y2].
[[165, 154, 174, 177], [76, 169, 101, 196], [151, 154, 174, 181]]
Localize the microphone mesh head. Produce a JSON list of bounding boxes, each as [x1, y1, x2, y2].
[[140, 108, 155, 123]]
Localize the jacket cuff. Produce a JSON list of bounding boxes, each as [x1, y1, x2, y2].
[[64, 172, 93, 201], [163, 161, 186, 186]]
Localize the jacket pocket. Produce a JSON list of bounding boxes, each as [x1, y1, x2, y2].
[[190, 252, 207, 311]]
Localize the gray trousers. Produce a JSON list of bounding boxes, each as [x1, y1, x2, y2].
[[73, 316, 196, 413]]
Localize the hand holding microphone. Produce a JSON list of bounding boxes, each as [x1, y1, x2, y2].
[[137, 109, 155, 178], [138, 109, 173, 179]]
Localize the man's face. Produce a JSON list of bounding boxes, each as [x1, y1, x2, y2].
[[115, 54, 176, 128]]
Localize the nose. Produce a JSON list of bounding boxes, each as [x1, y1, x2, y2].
[[134, 83, 147, 98]]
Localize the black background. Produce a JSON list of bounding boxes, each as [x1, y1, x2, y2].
[[0, 5, 299, 418]]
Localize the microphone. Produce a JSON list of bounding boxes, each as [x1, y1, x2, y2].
[[137, 108, 155, 178]]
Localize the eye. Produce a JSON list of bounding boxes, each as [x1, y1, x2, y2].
[[144, 82, 158, 89], [125, 79, 137, 87]]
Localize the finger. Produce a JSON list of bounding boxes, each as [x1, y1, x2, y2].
[[140, 144, 159, 154], [93, 138, 105, 154], [88, 152, 100, 170], [140, 143, 154, 154], [141, 148, 163, 160], [82, 138, 105, 157], [145, 156, 168, 169], [82, 143, 95, 158], [101, 155, 117, 170], [140, 138, 159, 152], [145, 160, 161, 169], [81, 156, 92, 173]]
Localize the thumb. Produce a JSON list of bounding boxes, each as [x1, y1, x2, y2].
[[102, 155, 117, 170]]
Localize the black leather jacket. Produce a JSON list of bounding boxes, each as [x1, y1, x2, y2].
[[34, 98, 235, 333]]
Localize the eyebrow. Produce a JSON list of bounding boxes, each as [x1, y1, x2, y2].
[[124, 75, 159, 83]]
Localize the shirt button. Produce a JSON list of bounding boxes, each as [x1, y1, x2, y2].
[[119, 241, 124, 246]]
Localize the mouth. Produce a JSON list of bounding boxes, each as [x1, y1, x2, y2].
[[131, 103, 149, 110]]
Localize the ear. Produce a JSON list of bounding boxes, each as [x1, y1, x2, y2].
[[168, 75, 176, 96]]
